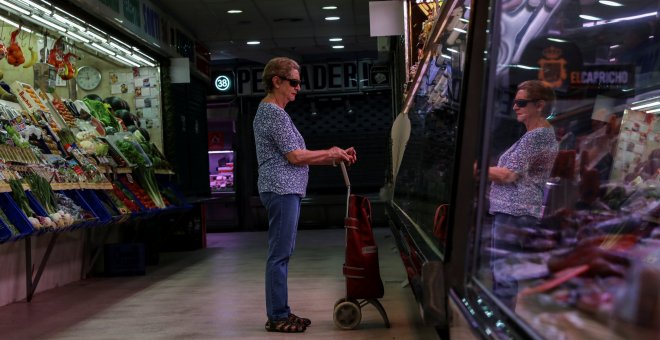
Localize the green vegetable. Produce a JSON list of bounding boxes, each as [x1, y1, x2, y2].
[[0, 207, 20, 236], [56, 128, 76, 146], [82, 98, 121, 131], [115, 140, 166, 208], [25, 173, 58, 214], [8, 179, 35, 217]]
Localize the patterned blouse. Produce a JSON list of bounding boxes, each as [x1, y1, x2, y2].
[[489, 127, 558, 218], [253, 102, 308, 197]]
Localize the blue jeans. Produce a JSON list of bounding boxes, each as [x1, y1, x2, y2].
[[490, 213, 539, 309], [259, 192, 302, 321]]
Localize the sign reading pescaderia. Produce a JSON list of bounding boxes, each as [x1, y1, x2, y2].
[[225, 60, 389, 96]]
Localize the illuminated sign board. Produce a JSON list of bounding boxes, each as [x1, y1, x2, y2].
[[213, 72, 236, 95], [222, 60, 388, 96]]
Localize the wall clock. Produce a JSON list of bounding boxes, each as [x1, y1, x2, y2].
[[76, 66, 102, 91]]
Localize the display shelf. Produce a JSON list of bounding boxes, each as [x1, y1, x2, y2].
[[0, 192, 35, 241], [401, 0, 460, 114], [51, 182, 81, 191], [74, 190, 113, 226], [0, 219, 12, 243], [92, 190, 132, 225]]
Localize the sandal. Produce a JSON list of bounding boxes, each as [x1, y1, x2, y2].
[[265, 319, 306, 333], [289, 313, 311, 327]]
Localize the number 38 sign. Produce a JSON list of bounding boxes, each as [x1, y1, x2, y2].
[[213, 71, 235, 95]]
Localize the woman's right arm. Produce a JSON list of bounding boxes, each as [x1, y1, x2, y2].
[[286, 146, 356, 166], [489, 166, 519, 184]]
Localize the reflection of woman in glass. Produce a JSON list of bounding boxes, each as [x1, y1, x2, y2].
[[488, 80, 558, 307]]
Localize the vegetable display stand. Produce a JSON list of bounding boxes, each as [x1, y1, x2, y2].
[[0, 219, 14, 243], [115, 177, 159, 219], [59, 190, 101, 231], [19, 192, 61, 302], [25, 191, 53, 235], [93, 190, 132, 225], [0, 192, 35, 241], [76, 190, 113, 226], [156, 179, 193, 213]]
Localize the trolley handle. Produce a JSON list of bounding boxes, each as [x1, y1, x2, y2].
[[340, 162, 351, 188], [340, 162, 351, 219]]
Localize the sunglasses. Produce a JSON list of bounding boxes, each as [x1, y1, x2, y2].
[[278, 76, 301, 87], [513, 99, 540, 108]]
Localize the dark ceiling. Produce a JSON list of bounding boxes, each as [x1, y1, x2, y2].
[[154, 0, 378, 64]]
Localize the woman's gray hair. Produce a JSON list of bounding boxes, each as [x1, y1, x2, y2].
[[262, 57, 301, 93], [518, 80, 556, 116]]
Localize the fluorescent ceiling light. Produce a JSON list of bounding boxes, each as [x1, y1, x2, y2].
[[0, 0, 31, 15], [609, 12, 656, 23], [322, 6, 338, 10], [246, 41, 260, 45], [65, 31, 89, 43], [0, 15, 32, 32], [508, 64, 540, 70], [579, 14, 602, 21], [52, 13, 87, 32], [447, 48, 459, 53], [325, 16, 340, 21], [459, 18, 469, 23], [30, 14, 66, 32], [441, 54, 451, 59], [111, 55, 140, 67], [110, 42, 132, 54], [227, 9, 242, 14], [598, 0, 623, 6], [332, 45, 344, 49], [647, 108, 660, 113], [18, 0, 51, 15], [126, 53, 156, 67], [329, 38, 342, 41], [548, 38, 568, 43], [453, 27, 467, 33], [132, 48, 156, 62], [630, 101, 660, 110], [53, 6, 77, 19], [85, 30, 107, 42], [91, 43, 115, 55]]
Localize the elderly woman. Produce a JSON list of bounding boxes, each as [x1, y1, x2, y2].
[[488, 80, 558, 307], [253, 57, 357, 333]]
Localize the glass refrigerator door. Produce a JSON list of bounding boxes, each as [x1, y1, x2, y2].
[[466, 1, 660, 338], [208, 150, 234, 193]]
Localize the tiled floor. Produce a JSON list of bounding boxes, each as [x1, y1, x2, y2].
[[0, 228, 439, 339]]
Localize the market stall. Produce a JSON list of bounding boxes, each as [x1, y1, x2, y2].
[[0, 2, 192, 305]]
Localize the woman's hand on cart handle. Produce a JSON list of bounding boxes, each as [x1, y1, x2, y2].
[[329, 146, 357, 166], [345, 147, 357, 164]]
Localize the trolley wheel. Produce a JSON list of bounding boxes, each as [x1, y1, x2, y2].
[[334, 300, 362, 330], [334, 297, 348, 309]]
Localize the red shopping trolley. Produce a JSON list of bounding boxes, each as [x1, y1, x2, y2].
[[333, 162, 390, 330]]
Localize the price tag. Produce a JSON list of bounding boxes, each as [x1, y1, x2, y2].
[[126, 174, 134, 183]]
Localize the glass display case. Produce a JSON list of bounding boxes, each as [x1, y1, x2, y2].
[[468, 1, 660, 339], [388, 0, 660, 338], [208, 150, 234, 193]]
